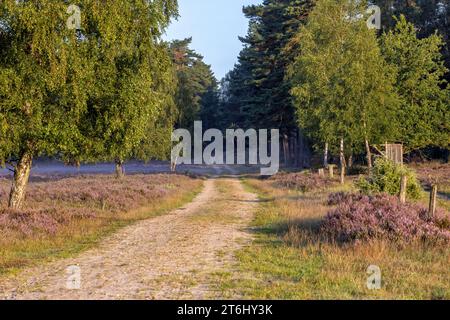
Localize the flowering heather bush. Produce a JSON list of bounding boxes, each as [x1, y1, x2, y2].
[[322, 193, 450, 244], [23, 174, 174, 212], [270, 171, 335, 192], [356, 157, 422, 200], [327, 192, 353, 206], [0, 174, 194, 237], [0, 208, 64, 236]]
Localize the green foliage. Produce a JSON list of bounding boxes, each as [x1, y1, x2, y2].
[[200, 83, 221, 130], [0, 0, 179, 206], [0, 0, 179, 166], [356, 157, 422, 200], [73, 1, 178, 165], [222, 0, 449, 160], [289, 0, 399, 154], [372, 0, 450, 78], [170, 38, 219, 131], [380, 15, 450, 151], [136, 42, 179, 162], [0, 0, 92, 163]]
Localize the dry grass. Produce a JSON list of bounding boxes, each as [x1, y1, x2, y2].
[[0, 174, 203, 275], [269, 170, 338, 192], [411, 161, 450, 187], [216, 175, 450, 300], [187, 180, 239, 225]]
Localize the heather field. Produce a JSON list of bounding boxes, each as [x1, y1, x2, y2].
[[1, 0, 449, 306], [413, 162, 450, 210], [0, 164, 449, 300], [412, 162, 450, 186], [0, 174, 203, 275], [216, 166, 450, 300]]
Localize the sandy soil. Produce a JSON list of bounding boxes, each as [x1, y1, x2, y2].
[[0, 178, 258, 300]]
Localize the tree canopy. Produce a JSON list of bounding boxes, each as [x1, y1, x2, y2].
[[381, 15, 449, 151], [170, 38, 219, 131], [0, 0, 179, 205], [289, 0, 399, 156], [223, 0, 449, 165], [373, 0, 450, 79]]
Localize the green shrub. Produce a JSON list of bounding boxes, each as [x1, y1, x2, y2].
[[355, 157, 422, 200]]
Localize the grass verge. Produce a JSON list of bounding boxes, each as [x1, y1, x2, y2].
[[216, 177, 449, 300]]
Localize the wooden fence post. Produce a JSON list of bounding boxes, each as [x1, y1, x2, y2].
[[339, 138, 345, 185], [328, 165, 335, 178], [318, 168, 325, 177], [428, 185, 438, 218], [399, 175, 407, 204]]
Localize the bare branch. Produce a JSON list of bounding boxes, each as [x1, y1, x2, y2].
[[372, 145, 385, 156]]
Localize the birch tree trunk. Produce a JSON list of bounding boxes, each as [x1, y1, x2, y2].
[[324, 142, 329, 168], [115, 160, 125, 179], [363, 120, 372, 169], [8, 151, 33, 209], [340, 138, 345, 184], [365, 138, 372, 169], [283, 134, 289, 167]]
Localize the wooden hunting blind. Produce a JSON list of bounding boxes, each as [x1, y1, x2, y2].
[[385, 143, 403, 165]]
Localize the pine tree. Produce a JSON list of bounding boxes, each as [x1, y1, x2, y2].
[[221, 0, 315, 166], [235, 0, 313, 131], [170, 38, 219, 131], [220, 49, 255, 129], [200, 79, 221, 130]]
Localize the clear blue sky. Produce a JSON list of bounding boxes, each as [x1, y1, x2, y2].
[[164, 0, 263, 80]]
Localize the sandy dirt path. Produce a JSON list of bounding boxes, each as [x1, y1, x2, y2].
[[0, 178, 258, 300]]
